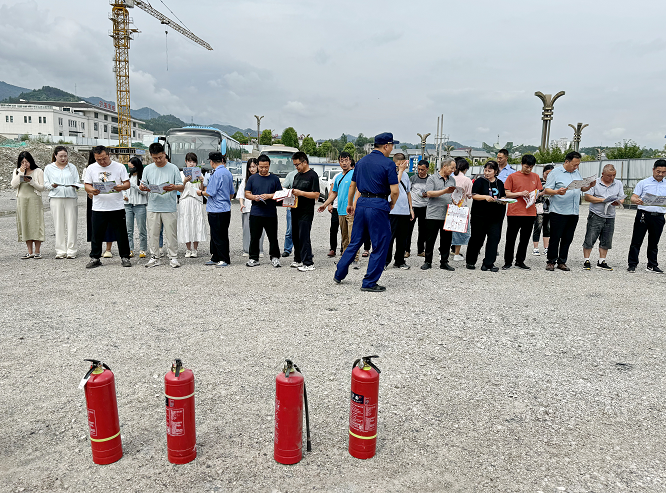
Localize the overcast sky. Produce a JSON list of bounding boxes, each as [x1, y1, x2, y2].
[[1, 0, 665, 148]]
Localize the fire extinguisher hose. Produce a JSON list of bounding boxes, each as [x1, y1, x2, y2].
[[291, 362, 312, 452]]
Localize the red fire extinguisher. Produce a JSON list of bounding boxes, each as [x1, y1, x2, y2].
[[274, 359, 311, 464], [164, 359, 196, 464], [349, 355, 381, 460], [79, 359, 123, 465]]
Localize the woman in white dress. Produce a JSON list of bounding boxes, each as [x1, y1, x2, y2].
[[236, 158, 265, 256], [177, 152, 207, 257]]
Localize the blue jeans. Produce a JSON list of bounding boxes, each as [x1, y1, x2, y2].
[[283, 208, 293, 253], [125, 204, 147, 251]]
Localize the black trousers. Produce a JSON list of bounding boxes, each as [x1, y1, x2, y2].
[[628, 210, 665, 268], [466, 215, 503, 268], [292, 212, 314, 266], [329, 209, 339, 251], [90, 209, 131, 259], [406, 206, 427, 254], [504, 216, 536, 265], [424, 219, 453, 266], [249, 215, 281, 261], [386, 214, 411, 266], [208, 211, 231, 264], [547, 213, 578, 265]]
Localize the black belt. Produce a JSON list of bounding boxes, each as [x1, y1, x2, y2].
[[360, 192, 388, 199]]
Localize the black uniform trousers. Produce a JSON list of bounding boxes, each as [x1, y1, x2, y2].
[[424, 219, 453, 266], [406, 206, 427, 254], [628, 210, 665, 268], [329, 209, 339, 252], [208, 211, 231, 264], [249, 214, 281, 261], [466, 215, 503, 268], [547, 212, 578, 265], [385, 214, 411, 266], [504, 215, 536, 266], [91, 209, 131, 259], [292, 211, 314, 266]]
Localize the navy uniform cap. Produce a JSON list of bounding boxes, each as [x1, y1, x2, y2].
[[374, 132, 399, 145]]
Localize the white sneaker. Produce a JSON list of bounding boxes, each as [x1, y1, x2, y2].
[[185, 250, 192, 258], [533, 248, 540, 256], [191, 250, 198, 258], [452, 254, 464, 261], [159, 248, 165, 258], [260, 253, 265, 258], [55, 253, 66, 259], [290, 262, 303, 268], [242, 252, 249, 257], [271, 257, 281, 268], [544, 248, 548, 255], [145, 257, 160, 268], [170, 258, 181, 268], [215, 261, 230, 268], [246, 259, 260, 267], [103, 251, 113, 258], [297, 264, 315, 272]]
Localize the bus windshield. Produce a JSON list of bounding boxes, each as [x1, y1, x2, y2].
[[168, 134, 221, 169], [263, 153, 294, 178]]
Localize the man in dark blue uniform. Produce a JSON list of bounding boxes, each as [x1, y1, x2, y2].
[[334, 133, 400, 292]]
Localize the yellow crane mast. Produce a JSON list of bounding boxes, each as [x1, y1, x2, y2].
[[109, 0, 212, 159]]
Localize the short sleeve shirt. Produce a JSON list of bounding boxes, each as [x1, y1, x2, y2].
[[332, 170, 354, 216], [84, 161, 129, 212], [410, 174, 429, 208], [425, 173, 456, 220], [504, 171, 543, 216], [292, 169, 320, 215], [544, 165, 583, 215], [352, 150, 399, 212], [587, 179, 624, 218], [142, 162, 183, 213], [634, 176, 666, 213], [246, 173, 282, 217], [471, 177, 506, 222], [390, 171, 411, 216], [206, 165, 236, 213]]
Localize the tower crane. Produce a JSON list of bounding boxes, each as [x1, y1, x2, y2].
[[109, 0, 212, 159]]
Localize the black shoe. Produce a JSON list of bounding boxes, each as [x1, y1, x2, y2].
[[466, 263, 476, 270], [481, 264, 499, 272], [121, 258, 132, 267], [501, 264, 512, 270], [440, 262, 455, 271], [583, 260, 591, 270], [647, 265, 664, 274], [515, 262, 531, 270], [596, 260, 612, 271], [361, 284, 386, 292], [627, 266, 636, 273], [420, 262, 432, 270], [281, 251, 290, 258], [86, 258, 102, 269]]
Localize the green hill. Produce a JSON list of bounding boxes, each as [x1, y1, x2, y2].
[[141, 114, 188, 134], [1, 85, 80, 103]]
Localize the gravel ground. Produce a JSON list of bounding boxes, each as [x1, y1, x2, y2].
[[0, 191, 664, 493]]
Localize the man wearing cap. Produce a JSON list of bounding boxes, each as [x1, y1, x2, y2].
[[198, 152, 235, 267], [333, 133, 400, 292]]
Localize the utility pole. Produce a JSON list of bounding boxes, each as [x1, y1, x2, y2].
[[535, 91, 565, 152], [417, 132, 431, 165], [568, 122, 589, 152], [254, 115, 264, 151]]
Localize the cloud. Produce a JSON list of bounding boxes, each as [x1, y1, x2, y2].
[[476, 127, 490, 133], [604, 128, 626, 139], [314, 49, 330, 65]]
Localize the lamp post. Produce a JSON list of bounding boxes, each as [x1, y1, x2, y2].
[[567, 122, 589, 152], [535, 91, 565, 152], [254, 115, 264, 151], [417, 132, 430, 163]]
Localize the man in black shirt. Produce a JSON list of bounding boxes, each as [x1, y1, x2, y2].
[[290, 152, 320, 271], [244, 154, 283, 267]]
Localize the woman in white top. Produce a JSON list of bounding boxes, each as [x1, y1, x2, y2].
[[451, 158, 473, 261], [44, 146, 81, 259], [122, 156, 149, 258], [11, 151, 45, 259], [177, 152, 207, 257], [236, 158, 265, 256]]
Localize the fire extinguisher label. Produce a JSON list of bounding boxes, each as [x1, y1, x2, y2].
[[351, 391, 364, 404], [166, 408, 185, 436], [350, 394, 377, 434], [87, 409, 97, 437]]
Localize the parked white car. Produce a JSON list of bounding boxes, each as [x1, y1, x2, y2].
[[319, 167, 342, 201]]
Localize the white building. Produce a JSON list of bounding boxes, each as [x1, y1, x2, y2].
[[0, 100, 152, 143], [550, 137, 572, 152]]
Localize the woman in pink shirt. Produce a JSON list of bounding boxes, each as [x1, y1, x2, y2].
[[451, 158, 473, 261]]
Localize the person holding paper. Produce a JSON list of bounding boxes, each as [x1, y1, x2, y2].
[[465, 160, 507, 272], [421, 158, 457, 271], [83, 146, 132, 268], [582, 164, 624, 271], [281, 168, 298, 258], [533, 165, 554, 256], [123, 156, 148, 259], [177, 152, 207, 258], [237, 158, 265, 257], [627, 160, 666, 273], [244, 155, 283, 267], [451, 158, 473, 261], [290, 152, 320, 272], [385, 154, 414, 270], [11, 151, 45, 259], [543, 151, 595, 272], [502, 154, 542, 270], [406, 159, 430, 258], [43, 146, 81, 259], [140, 143, 184, 268]]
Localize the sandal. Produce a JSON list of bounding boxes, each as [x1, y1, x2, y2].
[[362, 250, 370, 257], [33, 253, 42, 259], [21, 253, 34, 260]]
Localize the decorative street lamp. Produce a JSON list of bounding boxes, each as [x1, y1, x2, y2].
[[254, 115, 264, 150], [567, 122, 589, 152], [535, 91, 565, 152], [417, 132, 431, 162]]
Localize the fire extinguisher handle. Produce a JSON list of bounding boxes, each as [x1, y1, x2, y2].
[[354, 355, 381, 374], [83, 359, 112, 372]]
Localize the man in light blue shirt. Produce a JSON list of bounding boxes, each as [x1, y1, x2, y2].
[[140, 143, 184, 268], [385, 154, 413, 269], [628, 159, 666, 273], [202, 152, 236, 267], [497, 149, 515, 183], [543, 151, 595, 271]]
